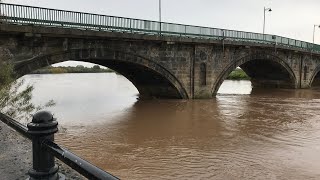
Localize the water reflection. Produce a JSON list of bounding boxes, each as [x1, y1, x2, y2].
[[21, 74, 320, 179], [217, 80, 252, 95]]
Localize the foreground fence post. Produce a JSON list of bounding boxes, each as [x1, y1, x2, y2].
[[27, 111, 65, 180]]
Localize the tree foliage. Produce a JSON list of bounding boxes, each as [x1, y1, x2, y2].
[[92, 65, 100, 70], [227, 68, 250, 80], [31, 65, 113, 74], [0, 62, 55, 121]]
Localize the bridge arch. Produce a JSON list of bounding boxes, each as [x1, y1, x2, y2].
[[212, 52, 297, 95], [309, 65, 320, 87], [14, 48, 189, 99]]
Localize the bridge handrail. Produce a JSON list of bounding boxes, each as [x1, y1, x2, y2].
[[0, 112, 119, 180], [0, 2, 320, 52]]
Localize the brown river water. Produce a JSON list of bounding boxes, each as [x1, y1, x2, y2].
[[21, 73, 320, 180]]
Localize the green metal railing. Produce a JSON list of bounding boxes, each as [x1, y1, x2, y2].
[[1, 3, 320, 53]]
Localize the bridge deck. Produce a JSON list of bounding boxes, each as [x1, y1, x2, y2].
[[0, 2, 319, 53]]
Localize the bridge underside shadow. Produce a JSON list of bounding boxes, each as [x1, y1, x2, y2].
[[212, 53, 297, 95], [311, 71, 320, 87], [90, 59, 184, 99], [240, 59, 296, 88]]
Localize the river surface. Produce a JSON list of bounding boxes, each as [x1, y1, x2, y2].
[[20, 73, 320, 180]]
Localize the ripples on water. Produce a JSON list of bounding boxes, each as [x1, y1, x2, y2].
[[20, 73, 320, 179]]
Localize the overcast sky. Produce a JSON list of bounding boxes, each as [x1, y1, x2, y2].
[[5, 0, 320, 44]]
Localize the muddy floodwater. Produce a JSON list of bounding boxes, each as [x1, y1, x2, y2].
[[21, 73, 320, 179]]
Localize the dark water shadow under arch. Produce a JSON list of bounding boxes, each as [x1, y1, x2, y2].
[[212, 53, 297, 95]]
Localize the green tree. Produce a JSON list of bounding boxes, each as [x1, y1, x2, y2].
[[92, 65, 101, 70], [76, 65, 85, 69], [0, 62, 54, 121]]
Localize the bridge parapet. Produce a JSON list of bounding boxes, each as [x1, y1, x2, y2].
[[0, 2, 320, 53]]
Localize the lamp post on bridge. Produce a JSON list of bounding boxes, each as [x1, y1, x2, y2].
[[313, 24, 320, 44], [263, 7, 272, 37]]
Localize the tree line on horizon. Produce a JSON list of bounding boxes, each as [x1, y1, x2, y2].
[[32, 65, 249, 79], [31, 65, 114, 74]]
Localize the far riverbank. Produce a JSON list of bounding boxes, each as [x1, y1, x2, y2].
[[31, 66, 250, 80], [31, 65, 114, 74]]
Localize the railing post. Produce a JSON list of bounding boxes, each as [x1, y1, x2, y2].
[[27, 111, 65, 180], [130, 18, 132, 33]]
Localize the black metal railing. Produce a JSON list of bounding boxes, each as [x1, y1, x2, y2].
[[0, 3, 320, 52], [0, 111, 119, 180]]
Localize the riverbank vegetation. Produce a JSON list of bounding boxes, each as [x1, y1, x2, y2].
[[31, 65, 114, 74], [0, 62, 54, 120], [227, 68, 250, 80]]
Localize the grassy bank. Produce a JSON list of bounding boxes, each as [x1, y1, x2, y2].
[[227, 69, 250, 80], [31, 65, 114, 74]]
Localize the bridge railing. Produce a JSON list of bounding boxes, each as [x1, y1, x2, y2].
[[0, 2, 320, 53], [0, 111, 119, 180]]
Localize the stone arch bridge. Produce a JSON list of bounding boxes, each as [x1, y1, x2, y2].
[[0, 3, 320, 99]]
